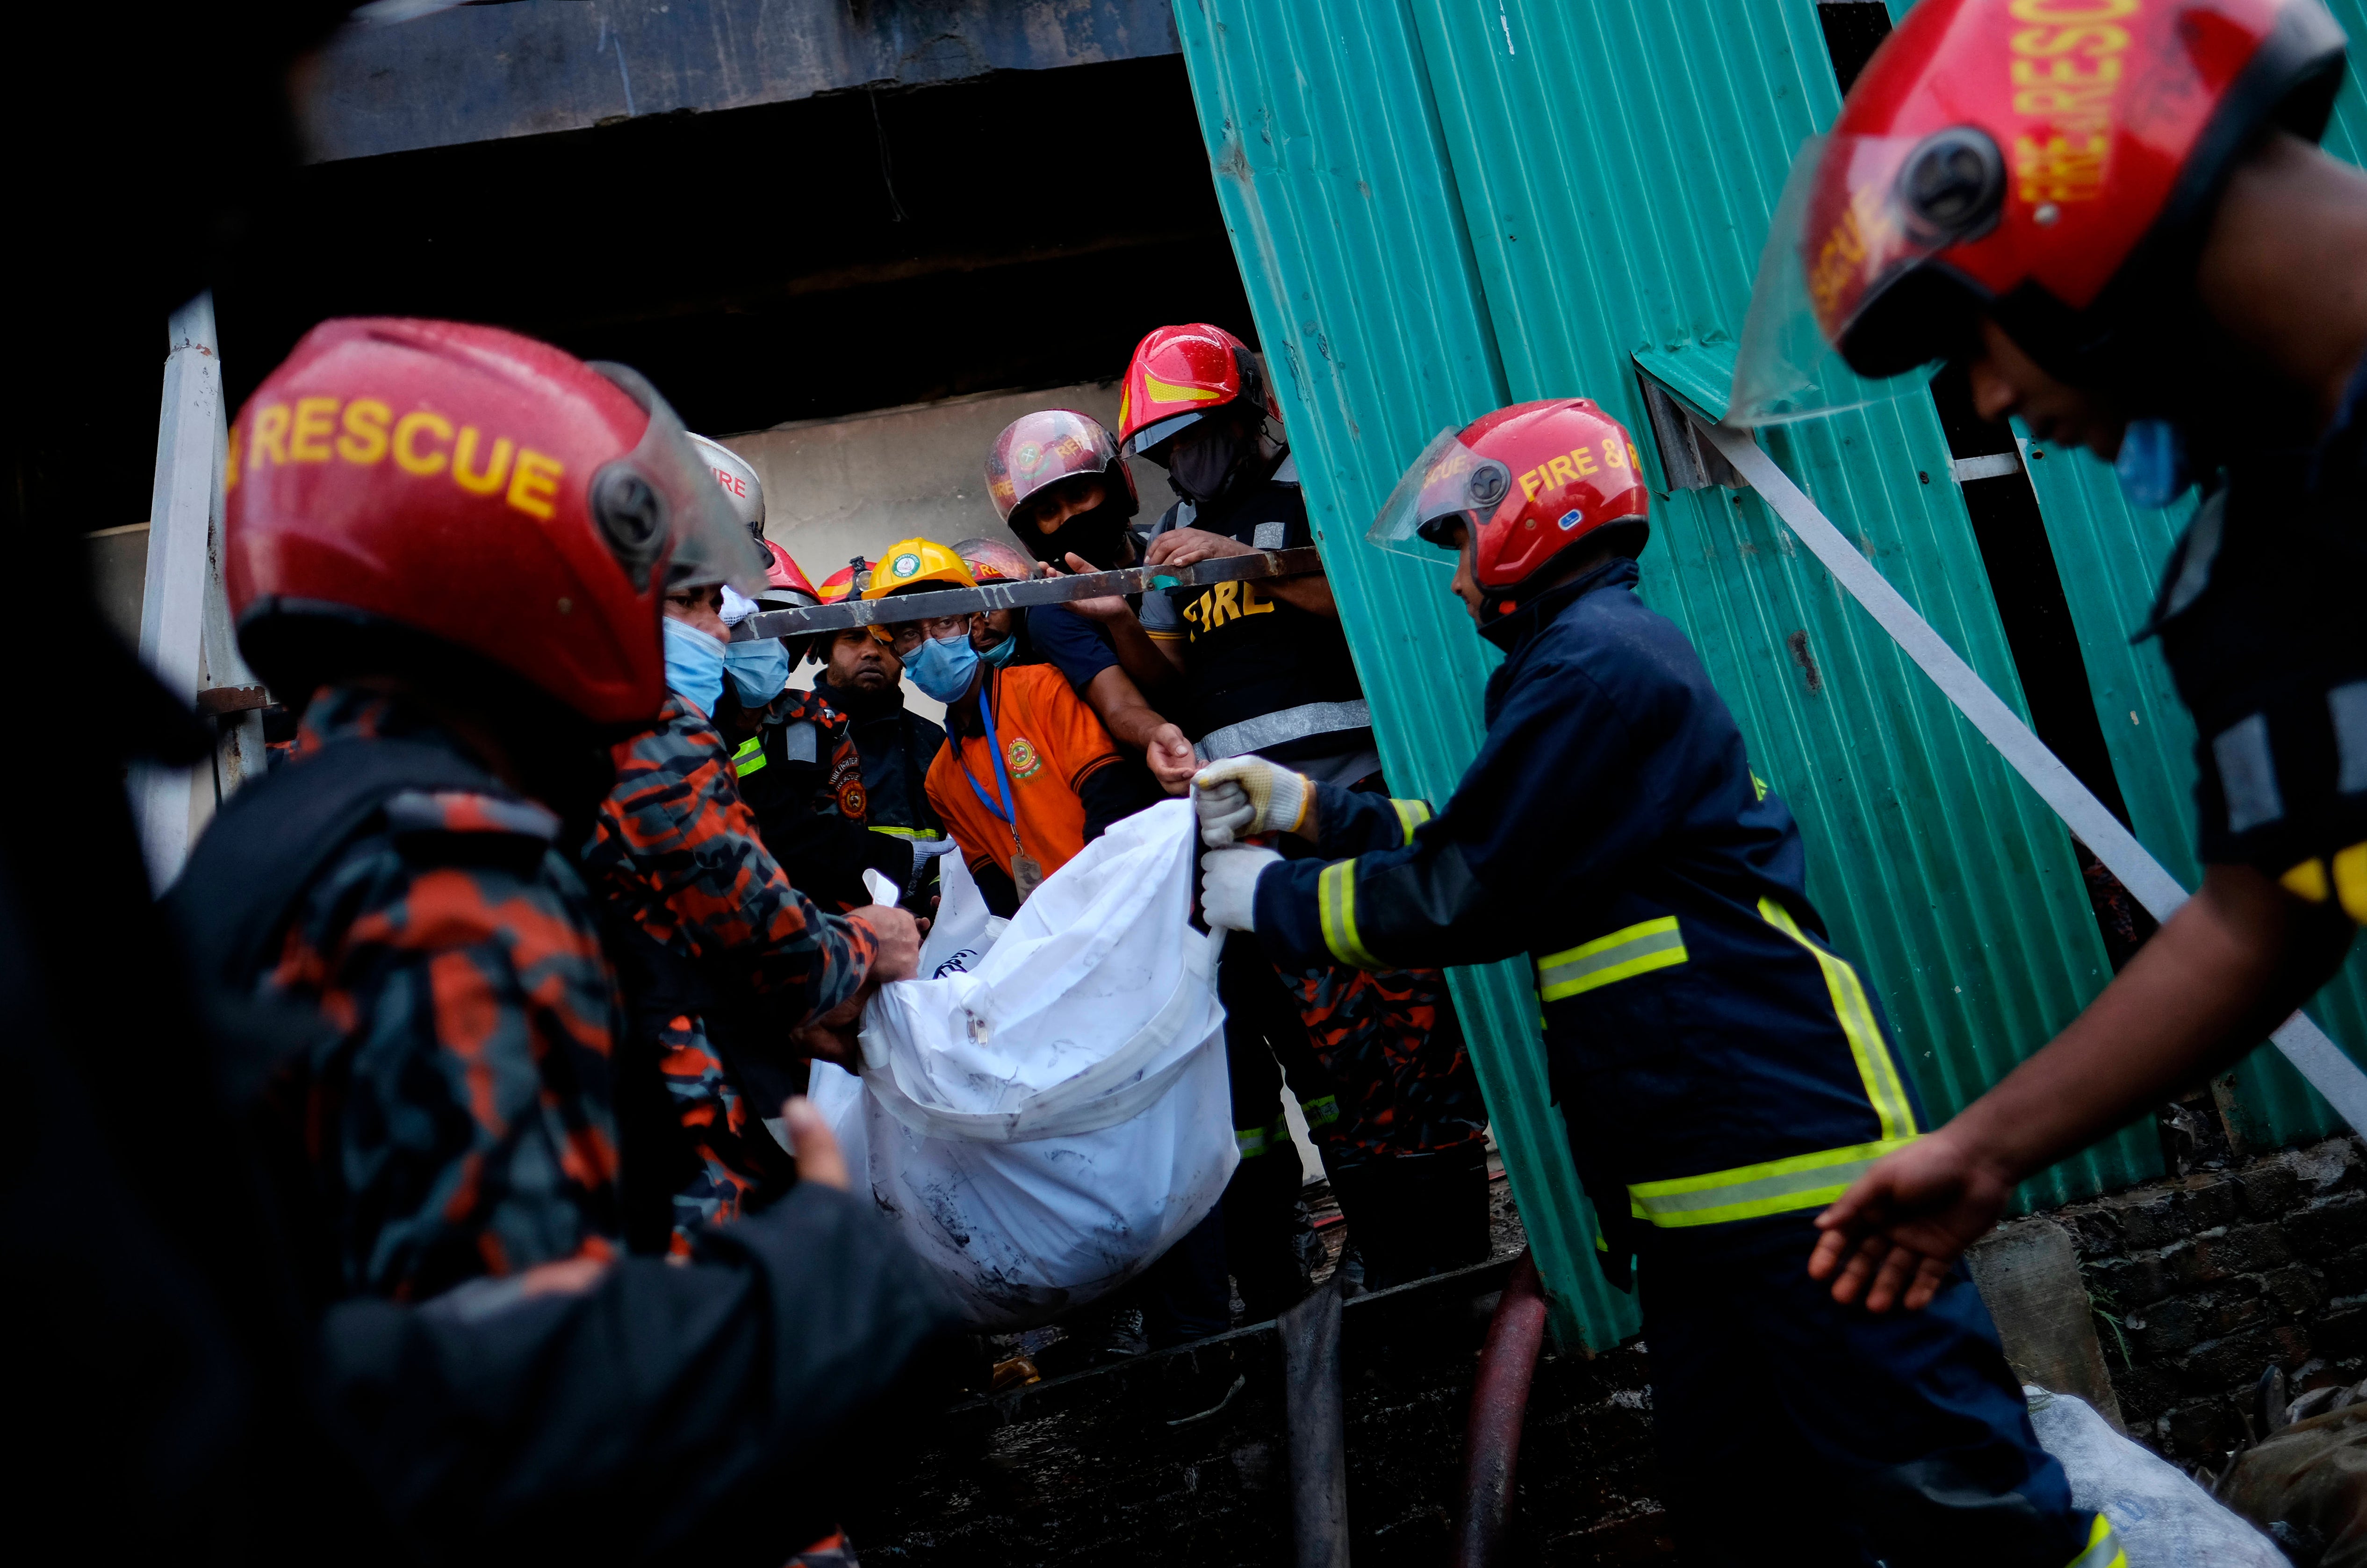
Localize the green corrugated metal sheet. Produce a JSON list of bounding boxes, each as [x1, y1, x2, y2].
[[2022, 0, 2367, 1153], [1173, 0, 1635, 1348], [1175, 0, 2161, 1348], [1402, 1, 2151, 1208]]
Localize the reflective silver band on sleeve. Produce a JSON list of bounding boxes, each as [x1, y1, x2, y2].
[[1194, 699, 1374, 765]]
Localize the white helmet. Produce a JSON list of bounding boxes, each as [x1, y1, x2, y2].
[[688, 432, 765, 544]]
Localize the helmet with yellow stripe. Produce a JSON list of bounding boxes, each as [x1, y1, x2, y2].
[[1116, 322, 1278, 464]]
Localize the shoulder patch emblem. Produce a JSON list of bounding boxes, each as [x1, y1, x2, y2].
[[838, 779, 869, 820]]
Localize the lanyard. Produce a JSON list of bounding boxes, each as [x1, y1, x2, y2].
[[960, 671, 1024, 856]]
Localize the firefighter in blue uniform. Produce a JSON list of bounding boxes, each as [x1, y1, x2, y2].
[[1194, 399, 2118, 1568]]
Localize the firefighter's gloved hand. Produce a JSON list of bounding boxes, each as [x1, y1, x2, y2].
[[1194, 757, 1313, 846], [1200, 845, 1281, 931]]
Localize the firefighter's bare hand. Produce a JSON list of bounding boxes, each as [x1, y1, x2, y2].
[[1145, 528, 1255, 568], [1051, 552, 1135, 622], [1149, 725, 1198, 795], [1808, 1125, 2014, 1311], [793, 991, 868, 1067], [781, 1096, 849, 1191], [851, 903, 921, 983]]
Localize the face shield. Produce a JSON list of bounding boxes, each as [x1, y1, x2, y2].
[[1364, 428, 1508, 566], [1729, 133, 1992, 427], [586, 363, 770, 595]]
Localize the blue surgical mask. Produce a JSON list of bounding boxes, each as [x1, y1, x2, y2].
[[978, 630, 1018, 669], [662, 616, 727, 715], [725, 637, 791, 706], [2115, 418, 2192, 510], [903, 630, 980, 702]]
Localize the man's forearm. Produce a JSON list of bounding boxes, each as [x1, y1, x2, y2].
[[1954, 864, 2353, 1181], [1105, 615, 1181, 693], [1269, 575, 1338, 619]]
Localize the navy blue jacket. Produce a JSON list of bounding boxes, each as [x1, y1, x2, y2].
[[1252, 557, 1925, 1274]]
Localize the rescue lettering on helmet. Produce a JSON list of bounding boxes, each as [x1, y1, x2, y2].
[[228, 397, 566, 523], [2006, 0, 2135, 205], [1517, 441, 1639, 502], [1808, 184, 1898, 328]]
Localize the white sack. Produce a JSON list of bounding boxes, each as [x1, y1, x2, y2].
[[2025, 1387, 2284, 1567], [813, 800, 1235, 1327]]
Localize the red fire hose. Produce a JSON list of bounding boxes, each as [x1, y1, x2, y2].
[[1452, 1249, 1547, 1568]]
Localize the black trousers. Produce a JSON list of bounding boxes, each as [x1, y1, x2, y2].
[[1640, 1216, 2097, 1568], [1215, 932, 1492, 1315]]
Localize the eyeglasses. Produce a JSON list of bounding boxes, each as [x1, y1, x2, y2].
[[877, 614, 974, 655]]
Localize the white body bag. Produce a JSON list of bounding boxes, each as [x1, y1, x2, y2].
[[809, 800, 1236, 1327]]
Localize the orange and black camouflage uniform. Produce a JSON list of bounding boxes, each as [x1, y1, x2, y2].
[[583, 692, 876, 1253], [255, 685, 624, 1302]]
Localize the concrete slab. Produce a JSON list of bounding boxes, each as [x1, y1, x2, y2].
[[1968, 1216, 2129, 1432]]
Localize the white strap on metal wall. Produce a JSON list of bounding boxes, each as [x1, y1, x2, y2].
[[1691, 415, 2367, 1135]]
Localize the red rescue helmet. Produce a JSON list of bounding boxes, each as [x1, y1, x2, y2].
[[1116, 323, 1277, 462], [1368, 399, 1649, 626], [985, 409, 1140, 523], [951, 536, 1036, 585], [760, 541, 820, 609], [818, 558, 869, 603], [225, 317, 763, 727], [1748, 0, 2345, 404]]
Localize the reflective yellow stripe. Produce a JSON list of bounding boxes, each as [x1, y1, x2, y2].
[[2067, 1513, 2125, 1568], [1758, 897, 1917, 1144], [1536, 916, 1687, 1002], [1628, 1136, 1919, 1227], [2336, 841, 2367, 924], [1300, 1095, 1340, 1130], [1318, 859, 1382, 969], [731, 736, 767, 778], [1389, 798, 1431, 844], [867, 825, 945, 842], [1235, 1115, 1289, 1158]]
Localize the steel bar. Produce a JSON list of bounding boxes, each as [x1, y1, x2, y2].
[[727, 547, 1325, 642]]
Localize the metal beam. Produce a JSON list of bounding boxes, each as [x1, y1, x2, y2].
[[729, 547, 1324, 642], [130, 296, 227, 892], [307, 0, 1182, 163]]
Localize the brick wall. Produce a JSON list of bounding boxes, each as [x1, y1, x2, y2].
[[2050, 1135, 2367, 1463]]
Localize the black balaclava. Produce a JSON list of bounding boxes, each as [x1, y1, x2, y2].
[[1166, 422, 1246, 505], [1023, 507, 1131, 569]]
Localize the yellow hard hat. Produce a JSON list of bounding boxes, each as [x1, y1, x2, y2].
[[861, 538, 977, 600]]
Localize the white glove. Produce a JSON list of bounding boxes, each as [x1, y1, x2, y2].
[[1194, 757, 1312, 847], [1200, 845, 1281, 932], [719, 583, 761, 626]]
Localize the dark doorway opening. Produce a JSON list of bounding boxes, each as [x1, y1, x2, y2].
[[213, 53, 1258, 433]]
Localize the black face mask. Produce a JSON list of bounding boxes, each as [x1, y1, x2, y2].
[[1167, 426, 1244, 503], [1022, 507, 1130, 569]]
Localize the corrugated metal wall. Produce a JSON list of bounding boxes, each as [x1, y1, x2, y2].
[[1172, 0, 1635, 1346], [2022, 0, 2367, 1153], [1176, 0, 2162, 1348]]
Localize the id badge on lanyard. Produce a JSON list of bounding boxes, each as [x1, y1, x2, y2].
[[963, 672, 1043, 902]]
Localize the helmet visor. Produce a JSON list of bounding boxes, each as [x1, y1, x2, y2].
[[1365, 428, 1507, 566], [1730, 134, 1961, 427], [590, 363, 770, 594]]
